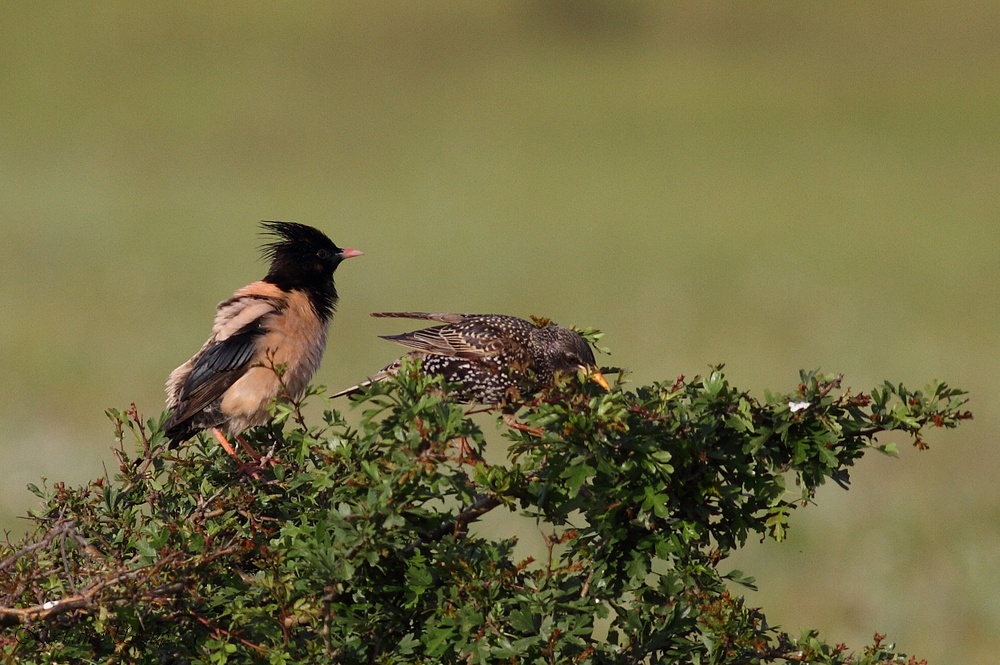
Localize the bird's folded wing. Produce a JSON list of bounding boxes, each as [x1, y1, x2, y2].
[[171, 297, 279, 423], [381, 325, 506, 359], [180, 324, 262, 401]]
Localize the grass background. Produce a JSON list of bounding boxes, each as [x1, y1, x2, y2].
[[2, 2, 998, 661]]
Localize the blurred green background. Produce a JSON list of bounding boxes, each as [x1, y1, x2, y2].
[[2, 2, 997, 661]]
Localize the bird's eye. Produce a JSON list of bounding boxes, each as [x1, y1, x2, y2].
[[317, 249, 332, 260]]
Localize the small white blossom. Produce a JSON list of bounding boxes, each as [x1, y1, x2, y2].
[[42, 600, 59, 610], [788, 401, 811, 413]]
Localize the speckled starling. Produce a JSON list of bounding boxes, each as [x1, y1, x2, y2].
[[331, 312, 609, 404]]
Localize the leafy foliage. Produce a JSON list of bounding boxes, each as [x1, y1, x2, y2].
[[0, 359, 970, 664]]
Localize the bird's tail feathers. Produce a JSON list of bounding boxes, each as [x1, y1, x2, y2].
[[371, 312, 469, 324], [329, 381, 370, 399], [329, 367, 396, 399], [163, 415, 196, 449]]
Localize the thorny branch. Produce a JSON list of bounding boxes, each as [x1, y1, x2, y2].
[[0, 506, 244, 628], [0, 552, 183, 627]]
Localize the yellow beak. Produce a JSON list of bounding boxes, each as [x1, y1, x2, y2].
[[584, 366, 610, 391]]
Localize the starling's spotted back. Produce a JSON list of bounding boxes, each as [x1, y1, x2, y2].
[[332, 312, 608, 404]]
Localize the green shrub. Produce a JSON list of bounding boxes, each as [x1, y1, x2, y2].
[[0, 359, 970, 664]]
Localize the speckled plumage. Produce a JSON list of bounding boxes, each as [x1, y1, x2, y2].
[[332, 312, 608, 404], [164, 222, 361, 445]]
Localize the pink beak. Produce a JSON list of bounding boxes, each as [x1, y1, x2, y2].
[[339, 248, 364, 259]]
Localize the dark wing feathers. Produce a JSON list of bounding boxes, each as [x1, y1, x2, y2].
[[166, 321, 265, 431], [181, 323, 262, 401]]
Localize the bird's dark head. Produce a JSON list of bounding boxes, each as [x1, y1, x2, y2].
[[537, 325, 610, 391], [260, 221, 363, 318]]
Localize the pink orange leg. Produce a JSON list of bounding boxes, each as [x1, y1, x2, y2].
[[212, 428, 239, 457], [212, 428, 264, 477]]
